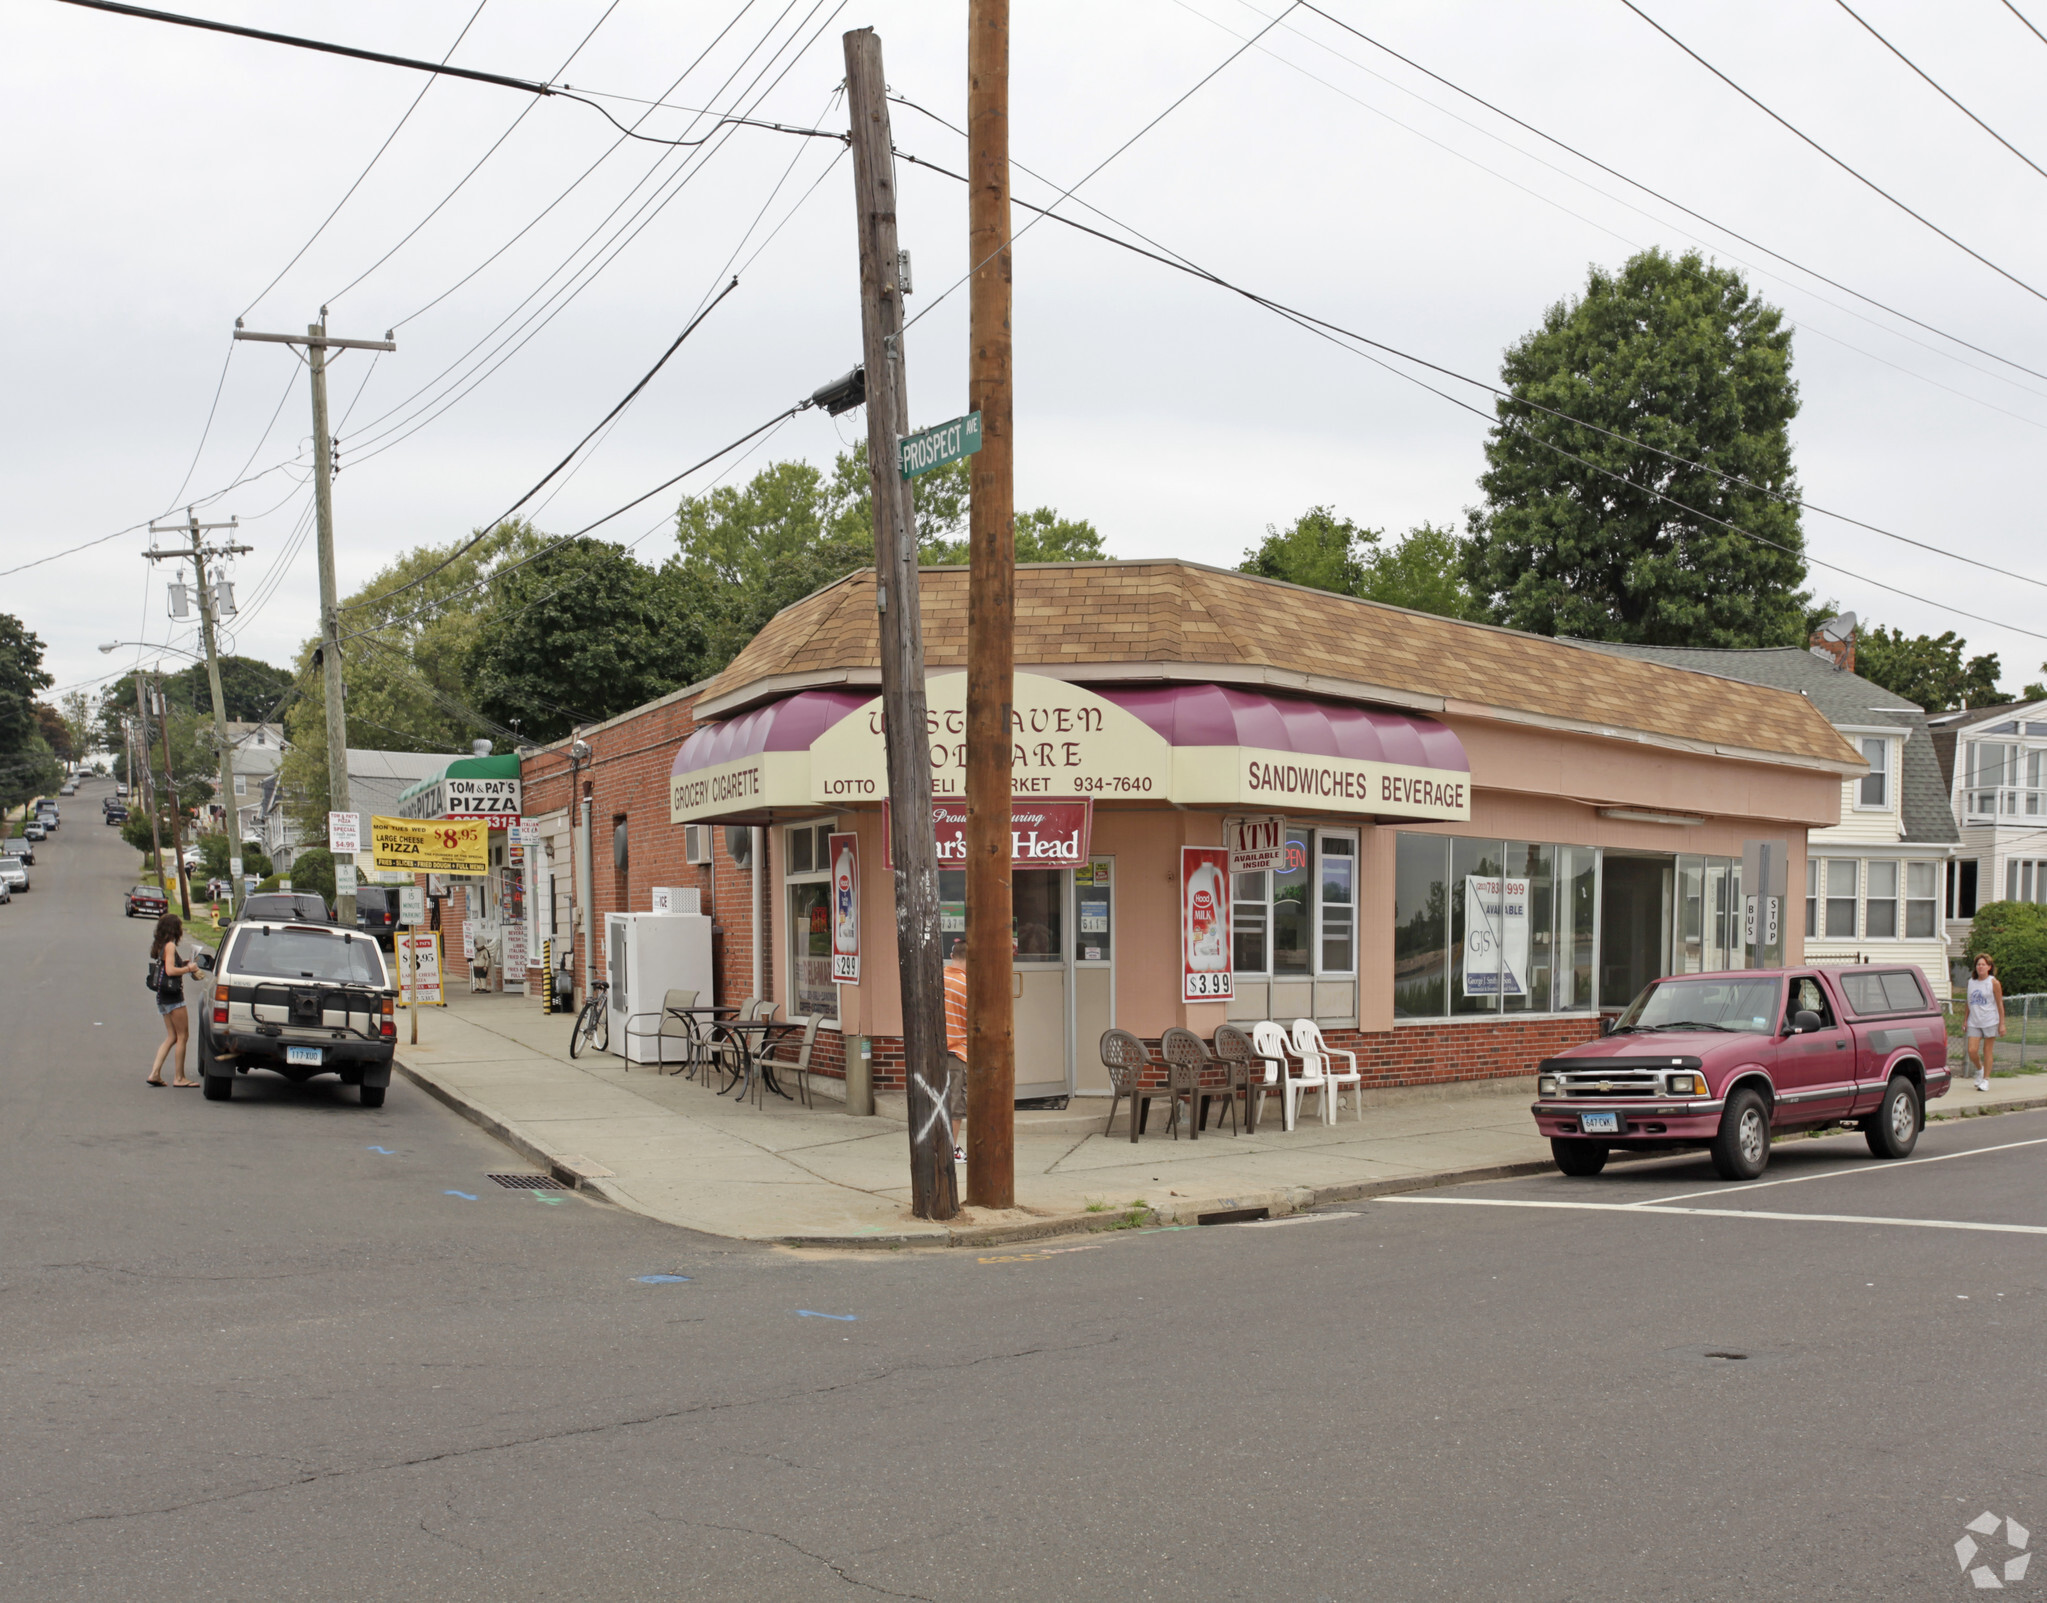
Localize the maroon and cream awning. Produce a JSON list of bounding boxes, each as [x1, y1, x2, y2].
[[670, 672, 1469, 823]]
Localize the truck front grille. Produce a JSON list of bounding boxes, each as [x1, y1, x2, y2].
[[1554, 1070, 1664, 1098]]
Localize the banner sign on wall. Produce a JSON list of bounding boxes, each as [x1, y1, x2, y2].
[[882, 798, 1093, 869], [395, 931, 445, 1007], [400, 776, 522, 822], [829, 831, 860, 983], [327, 811, 361, 854], [1224, 814, 1287, 874], [1181, 845, 1232, 1002], [1462, 875, 1530, 997], [371, 814, 489, 875]]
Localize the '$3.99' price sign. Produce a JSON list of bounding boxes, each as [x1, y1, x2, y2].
[[370, 815, 489, 875]]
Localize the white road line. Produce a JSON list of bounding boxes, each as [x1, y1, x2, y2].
[[1390, 1196, 2047, 1237], [1635, 1135, 2047, 1206], [1234, 1211, 1360, 1228]]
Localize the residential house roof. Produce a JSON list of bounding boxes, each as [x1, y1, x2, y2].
[[1925, 700, 2047, 792], [692, 561, 1864, 775]]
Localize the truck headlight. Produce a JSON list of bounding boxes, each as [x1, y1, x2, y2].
[[1665, 1072, 1706, 1096], [1538, 1074, 1560, 1097]]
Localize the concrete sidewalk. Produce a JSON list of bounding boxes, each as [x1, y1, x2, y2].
[[394, 993, 2047, 1246]]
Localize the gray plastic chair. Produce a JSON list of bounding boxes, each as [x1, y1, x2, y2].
[[622, 987, 697, 1074], [1099, 1029, 1160, 1143], [1211, 1025, 1268, 1134]]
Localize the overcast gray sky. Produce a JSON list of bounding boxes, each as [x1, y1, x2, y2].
[[7, 0, 2045, 713]]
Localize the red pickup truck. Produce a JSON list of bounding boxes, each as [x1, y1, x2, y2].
[[1531, 965, 1949, 1181]]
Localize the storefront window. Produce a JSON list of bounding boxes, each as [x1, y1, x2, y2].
[[1318, 835, 1356, 973], [1272, 830, 1312, 975], [935, 867, 1065, 961], [1233, 871, 1269, 974], [784, 822, 837, 1019], [1076, 858, 1112, 963], [1393, 834, 1449, 1018], [1397, 833, 1597, 1019]]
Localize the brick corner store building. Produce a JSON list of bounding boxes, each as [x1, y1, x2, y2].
[[516, 560, 1861, 1100]]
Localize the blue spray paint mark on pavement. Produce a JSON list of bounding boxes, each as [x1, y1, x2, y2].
[[366, 1146, 395, 1155], [636, 1274, 692, 1284], [444, 1190, 477, 1200], [796, 1310, 857, 1321]]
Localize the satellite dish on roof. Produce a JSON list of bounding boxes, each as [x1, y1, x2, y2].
[[1817, 612, 1857, 642]]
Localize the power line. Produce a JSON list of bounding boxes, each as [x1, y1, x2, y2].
[[2005, 0, 2047, 49], [1290, 1, 2047, 389], [345, 278, 741, 613], [241, 0, 491, 320], [1831, 0, 2047, 184], [161, 338, 236, 509], [892, 143, 2047, 625], [1620, 0, 2047, 310]]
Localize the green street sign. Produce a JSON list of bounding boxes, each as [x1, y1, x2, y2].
[[898, 411, 982, 478]]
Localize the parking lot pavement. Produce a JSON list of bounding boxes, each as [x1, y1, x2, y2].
[[1390, 1107, 2047, 1236]]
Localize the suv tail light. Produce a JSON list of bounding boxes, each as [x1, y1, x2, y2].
[[212, 984, 229, 1027], [381, 996, 396, 1039]]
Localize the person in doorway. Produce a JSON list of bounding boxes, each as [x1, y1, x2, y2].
[[1966, 952, 2005, 1092], [942, 937, 969, 1165], [147, 913, 201, 1088]]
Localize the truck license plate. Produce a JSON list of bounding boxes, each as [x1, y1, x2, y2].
[[286, 1046, 324, 1067], [1579, 1111, 1620, 1135]]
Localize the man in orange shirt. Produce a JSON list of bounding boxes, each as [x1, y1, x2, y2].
[[942, 937, 969, 1165]]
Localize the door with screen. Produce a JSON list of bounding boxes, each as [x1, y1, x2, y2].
[[1073, 858, 1114, 1094], [939, 866, 1075, 1101]]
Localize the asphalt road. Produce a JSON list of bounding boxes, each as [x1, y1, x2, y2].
[[5, 780, 2040, 1601]]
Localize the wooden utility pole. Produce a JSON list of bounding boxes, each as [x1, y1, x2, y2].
[[147, 511, 252, 918], [130, 689, 165, 889], [153, 675, 192, 918], [233, 316, 395, 930], [965, 0, 1016, 1207], [844, 26, 957, 1221]]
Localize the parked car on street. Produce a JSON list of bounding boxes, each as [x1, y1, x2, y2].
[[1532, 965, 1948, 1182], [234, 892, 333, 925], [37, 805, 58, 829], [104, 806, 128, 825], [23, 819, 46, 841], [196, 919, 397, 1104], [352, 885, 399, 947], [124, 884, 169, 919], [59, 783, 75, 796], [0, 856, 29, 894]]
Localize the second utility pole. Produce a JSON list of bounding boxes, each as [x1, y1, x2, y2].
[[233, 315, 395, 931], [845, 26, 957, 1221], [965, 0, 1017, 1207]]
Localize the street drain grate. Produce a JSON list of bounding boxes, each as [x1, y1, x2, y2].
[[1703, 1351, 1749, 1361], [487, 1173, 560, 1191], [1197, 1207, 1270, 1225]]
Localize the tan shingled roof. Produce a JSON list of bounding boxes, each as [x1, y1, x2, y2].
[[692, 561, 1862, 772]]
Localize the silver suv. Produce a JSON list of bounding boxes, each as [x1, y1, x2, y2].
[[0, 855, 28, 894], [197, 919, 398, 1105]]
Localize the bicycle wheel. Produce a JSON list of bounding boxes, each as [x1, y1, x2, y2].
[[570, 998, 605, 1058]]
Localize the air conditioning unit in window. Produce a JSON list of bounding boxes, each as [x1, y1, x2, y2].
[[683, 824, 711, 865]]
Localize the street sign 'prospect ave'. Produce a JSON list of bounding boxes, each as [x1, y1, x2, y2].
[[898, 411, 982, 478]]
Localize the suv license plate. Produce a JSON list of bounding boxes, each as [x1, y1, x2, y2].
[[286, 1046, 324, 1067], [1579, 1111, 1621, 1135]]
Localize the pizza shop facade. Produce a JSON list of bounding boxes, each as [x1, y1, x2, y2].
[[667, 570, 1859, 1098]]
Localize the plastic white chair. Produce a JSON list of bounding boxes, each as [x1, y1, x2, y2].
[[1292, 1019, 1361, 1123], [1251, 1019, 1323, 1131]]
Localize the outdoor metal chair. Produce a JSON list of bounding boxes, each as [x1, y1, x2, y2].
[[621, 987, 697, 1074], [1291, 1019, 1361, 1122], [1160, 1026, 1235, 1139], [1099, 1029, 1162, 1142], [1250, 1019, 1322, 1131], [755, 1014, 822, 1108], [1211, 1024, 1269, 1134]]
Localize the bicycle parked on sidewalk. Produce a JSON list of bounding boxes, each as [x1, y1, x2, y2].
[[569, 979, 610, 1058]]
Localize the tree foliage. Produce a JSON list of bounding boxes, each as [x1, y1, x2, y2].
[[1464, 248, 1809, 646], [1856, 625, 2004, 713], [0, 614, 60, 811], [1240, 508, 1486, 620], [1964, 902, 2047, 997]]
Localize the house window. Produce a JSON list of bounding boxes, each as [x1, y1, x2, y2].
[[1865, 860, 1898, 938], [1805, 858, 1819, 939], [1824, 859, 1859, 939], [1905, 861, 1938, 938], [233, 773, 247, 796], [1858, 738, 1889, 808], [1957, 859, 1980, 920], [783, 822, 837, 1020], [2009, 859, 2047, 906], [1232, 827, 1357, 978]]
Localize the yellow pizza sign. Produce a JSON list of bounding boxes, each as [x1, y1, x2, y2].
[[370, 814, 487, 874]]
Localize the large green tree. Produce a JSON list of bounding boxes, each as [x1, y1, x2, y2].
[[468, 538, 700, 744], [1463, 248, 1809, 646], [1241, 508, 1486, 620], [0, 616, 60, 809], [1856, 625, 2003, 712]]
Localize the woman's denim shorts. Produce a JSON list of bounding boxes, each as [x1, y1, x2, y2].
[[156, 998, 186, 1017]]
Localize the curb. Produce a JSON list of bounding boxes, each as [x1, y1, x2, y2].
[[393, 1060, 641, 1215]]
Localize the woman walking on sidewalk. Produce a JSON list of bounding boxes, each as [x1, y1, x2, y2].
[[147, 913, 201, 1088], [1965, 952, 2005, 1093]]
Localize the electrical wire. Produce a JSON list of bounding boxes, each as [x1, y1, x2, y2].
[[324, 0, 625, 310], [1291, 1, 2047, 389], [1832, 0, 2047, 183], [161, 338, 236, 510], [240, 0, 491, 320], [2004, 0, 2047, 49], [344, 278, 742, 612], [1620, 0, 2047, 309], [892, 143, 2047, 612], [904, 1, 1301, 335]]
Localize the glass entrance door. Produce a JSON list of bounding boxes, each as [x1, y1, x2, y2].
[[939, 866, 1076, 1101]]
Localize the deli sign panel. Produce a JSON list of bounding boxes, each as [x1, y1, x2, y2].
[[1175, 745, 1469, 822]]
